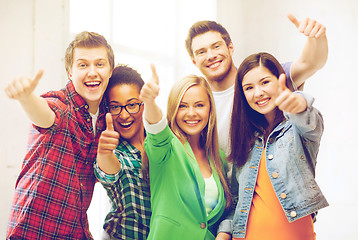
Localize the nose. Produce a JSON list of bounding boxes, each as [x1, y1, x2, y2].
[[254, 87, 264, 98], [118, 107, 131, 119], [187, 106, 197, 116], [88, 64, 98, 77], [206, 48, 216, 61]]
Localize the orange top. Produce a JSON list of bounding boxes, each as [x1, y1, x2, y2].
[[234, 149, 315, 240]]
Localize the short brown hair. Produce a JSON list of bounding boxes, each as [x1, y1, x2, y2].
[[185, 20, 232, 58], [65, 31, 115, 74]]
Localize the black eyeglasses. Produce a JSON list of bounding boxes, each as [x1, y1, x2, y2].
[[109, 102, 143, 115]]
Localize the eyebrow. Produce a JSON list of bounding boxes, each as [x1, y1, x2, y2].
[[109, 98, 140, 104], [180, 100, 205, 105], [243, 75, 272, 86], [193, 41, 222, 55], [75, 57, 107, 62]]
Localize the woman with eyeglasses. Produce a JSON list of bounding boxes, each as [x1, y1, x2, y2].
[[94, 64, 151, 240]]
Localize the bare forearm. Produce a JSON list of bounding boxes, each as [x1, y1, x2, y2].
[[288, 15, 328, 89], [19, 93, 55, 128], [97, 153, 121, 175], [144, 99, 163, 124]]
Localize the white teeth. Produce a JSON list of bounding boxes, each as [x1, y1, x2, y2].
[[121, 122, 132, 126], [209, 62, 220, 68], [257, 99, 269, 105], [85, 82, 100, 86], [186, 120, 199, 124]]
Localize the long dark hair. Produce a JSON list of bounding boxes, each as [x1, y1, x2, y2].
[[229, 52, 294, 167]]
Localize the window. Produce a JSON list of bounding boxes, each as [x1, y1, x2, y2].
[[70, 0, 216, 238]]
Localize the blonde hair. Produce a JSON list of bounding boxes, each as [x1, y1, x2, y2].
[[167, 75, 232, 208]]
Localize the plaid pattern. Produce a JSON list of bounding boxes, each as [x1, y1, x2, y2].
[[94, 139, 151, 240], [7, 81, 107, 240]]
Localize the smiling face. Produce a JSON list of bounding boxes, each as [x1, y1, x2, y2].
[[69, 47, 112, 113], [191, 31, 234, 84], [175, 85, 211, 140], [108, 84, 144, 143], [242, 66, 280, 121]]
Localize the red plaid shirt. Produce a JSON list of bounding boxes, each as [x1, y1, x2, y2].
[[7, 81, 107, 240]]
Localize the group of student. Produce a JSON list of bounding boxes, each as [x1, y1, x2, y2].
[[5, 14, 328, 240]]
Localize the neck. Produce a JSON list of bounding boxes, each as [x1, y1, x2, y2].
[[87, 100, 101, 115], [129, 128, 145, 153], [187, 134, 202, 152], [209, 63, 237, 92]]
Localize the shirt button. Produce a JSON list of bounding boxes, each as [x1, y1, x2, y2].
[[85, 105, 89, 109], [200, 223, 206, 229], [280, 193, 287, 199], [267, 154, 274, 160], [290, 211, 297, 217], [272, 172, 278, 178], [87, 118, 91, 122], [269, 138, 274, 144], [80, 183, 83, 187]]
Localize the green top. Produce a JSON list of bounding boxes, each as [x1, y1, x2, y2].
[[144, 124, 226, 240]]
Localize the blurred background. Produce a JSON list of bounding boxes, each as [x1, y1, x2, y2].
[[1, 0, 357, 239]]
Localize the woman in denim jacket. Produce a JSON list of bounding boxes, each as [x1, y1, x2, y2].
[[217, 52, 328, 240]]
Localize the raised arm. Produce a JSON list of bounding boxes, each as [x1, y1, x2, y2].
[[97, 113, 121, 174], [4, 69, 55, 128], [140, 64, 162, 124], [288, 14, 328, 90]]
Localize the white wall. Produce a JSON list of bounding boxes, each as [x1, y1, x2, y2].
[[217, 1, 358, 239], [0, 0, 69, 238], [1, 0, 357, 239]]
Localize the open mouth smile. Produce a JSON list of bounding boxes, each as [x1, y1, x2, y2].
[[207, 60, 222, 69], [84, 81, 101, 88], [256, 98, 270, 107], [185, 120, 200, 126], [119, 121, 134, 129]]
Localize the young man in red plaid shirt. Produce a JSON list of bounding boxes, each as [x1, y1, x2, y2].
[[5, 31, 114, 240]]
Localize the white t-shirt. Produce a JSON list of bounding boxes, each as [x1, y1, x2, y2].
[[212, 85, 234, 157], [90, 109, 99, 136]]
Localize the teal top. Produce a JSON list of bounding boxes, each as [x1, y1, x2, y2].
[[144, 118, 226, 240]]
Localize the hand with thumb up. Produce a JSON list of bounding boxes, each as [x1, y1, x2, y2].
[[97, 113, 121, 174], [140, 64, 163, 124], [275, 74, 307, 114]]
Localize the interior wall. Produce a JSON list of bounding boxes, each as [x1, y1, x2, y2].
[[217, 0, 358, 239], [0, 0, 69, 238], [1, 0, 357, 239]]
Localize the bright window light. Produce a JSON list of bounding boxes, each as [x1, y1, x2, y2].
[[69, 1, 216, 239]]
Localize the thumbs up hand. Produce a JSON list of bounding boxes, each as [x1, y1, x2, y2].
[[140, 64, 163, 124], [288, 14, 326, 39], [275, 74, 307, 114], [140, 64, 160, 104], [97, 113, 122, 174], [98, 113, 120, 155], [5, 69, 44, 101]]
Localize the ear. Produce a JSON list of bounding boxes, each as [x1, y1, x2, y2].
[[228, 42, 234, 55], [67, 72, 73, 80]]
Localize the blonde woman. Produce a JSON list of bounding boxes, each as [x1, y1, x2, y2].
[[140, 65, 231, 240]]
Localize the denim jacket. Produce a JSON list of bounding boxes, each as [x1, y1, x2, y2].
[[218, 92, 329, 238]]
